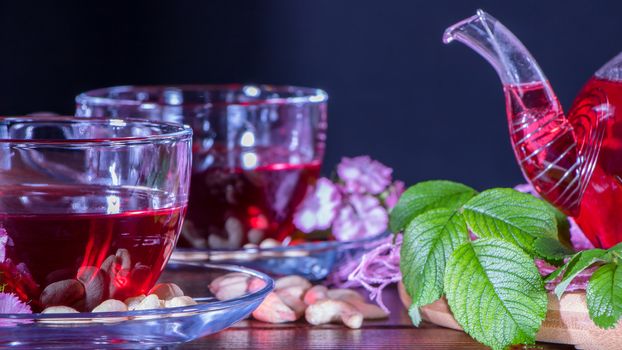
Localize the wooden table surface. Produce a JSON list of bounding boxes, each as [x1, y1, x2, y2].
[[179, 286, 576, 350]]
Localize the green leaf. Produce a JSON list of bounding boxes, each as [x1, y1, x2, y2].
[[389, 180, 477, 232], [533, 236, 574, 263], [462, 188, 557, 254], [400, 209, 469, 311], [516, 188, 571, 247], [408, 304, 422, 326], [548, 204, 572, 248], [543, 265, 565, 284], [586, 263, 622, 328], [607, 242, 622, 257], [553, 249, 608, 298], [444, 239, 547, 350]]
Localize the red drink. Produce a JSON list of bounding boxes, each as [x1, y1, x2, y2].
[[504, 82, 579, 210], [444, 9, 622, 249], [179, 160, 321, 248], [0, 185, 185, 311], [75, 85, 328, 249], [505, 78, 622, 248], [568, 77, 622, 248]]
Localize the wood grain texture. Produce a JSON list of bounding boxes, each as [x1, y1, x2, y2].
[[178, 286, 573, 349], [398, 281, 622, 350]]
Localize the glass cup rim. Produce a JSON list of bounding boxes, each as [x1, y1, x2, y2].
[[75, 84, 329, 107], [0, 115, 193, 145]]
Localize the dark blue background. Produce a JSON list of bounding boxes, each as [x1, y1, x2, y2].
[[1, 1, 620, 190]]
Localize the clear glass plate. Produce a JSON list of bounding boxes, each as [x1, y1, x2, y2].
[[0, 262, 273, 349], [171, 233, 389, 281]]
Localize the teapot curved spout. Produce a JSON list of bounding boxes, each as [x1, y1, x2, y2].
[[443, 9, 550, 88], [444, 10, 596, 215]]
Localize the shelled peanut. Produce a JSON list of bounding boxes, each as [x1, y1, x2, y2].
[[40, 282, 197, 314], [209, 274, 388, 329]]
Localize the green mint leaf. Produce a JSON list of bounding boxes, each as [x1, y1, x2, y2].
[[553, 249, 608, 298], [389, 180, 477, 232], [607, 242, 622, 257], [444, 238, 547, 350], [533, 236, 574, 263], [519, 189, 572, 249], [586, 263, 622, 328], [543, 264, 565, 283], [408, 304, 422, 326], [400, 209, 469, 309], [548, 204, 572, 248], [462, 188, 557, 254]]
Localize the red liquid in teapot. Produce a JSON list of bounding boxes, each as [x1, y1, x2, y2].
[[504, 82, 579, 212], [505, 78, 622, 248], [568, 77, 622, 248], [0, 185, 185, 311], [179, 160, 320, 248]]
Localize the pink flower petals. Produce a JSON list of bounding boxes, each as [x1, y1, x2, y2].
[[337, 156, 392, 195], [346, 235, 402, 313], [513, 183, 539, 197], [536, 258, 594, 292], [293, 178, 342, 233], [292, 155, 400, 242], [384, 180, 405, 210], [332, 195, 388, 241], [0, 293, 31, 314], [328, 234, 402, 313]]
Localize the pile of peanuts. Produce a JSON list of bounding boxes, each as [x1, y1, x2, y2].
[[41, 282, 197, 314], [209, 273, 388, 329]]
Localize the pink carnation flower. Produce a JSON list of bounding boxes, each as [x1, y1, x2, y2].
[[332, 194, 388, 241], [293, 178, 342, 233], [337, 156, 392, 195], [513, 183, 539, 197], [0, 293, 31, 314], [0, 293, 32, 327], [385, 180, 405, 210]]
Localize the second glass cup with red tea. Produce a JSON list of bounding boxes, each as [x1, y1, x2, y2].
[[0, 116, 191, 311], [76, 85, 328, 249]]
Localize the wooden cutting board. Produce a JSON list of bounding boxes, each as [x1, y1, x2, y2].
[[397, 282, 622, 350]]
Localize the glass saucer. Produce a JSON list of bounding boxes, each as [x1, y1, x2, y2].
[[171, 233, 389, 281], [0, 262, 273, 349]]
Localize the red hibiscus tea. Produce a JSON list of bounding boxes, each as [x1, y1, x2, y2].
[[180, 160, 321, 248], [566, 77, 622, 248], [0, 116, 191, 312], [0, 185, 185, 312], [75, 85, 328, 249], [504, 81, 578, 206], [505, 78, 622, 248]]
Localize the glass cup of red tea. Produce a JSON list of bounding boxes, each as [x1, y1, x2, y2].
[[76, 85, 328, 250], [0, 116, 192, 311]]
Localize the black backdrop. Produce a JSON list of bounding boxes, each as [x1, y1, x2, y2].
[[1, 0, 621, 190]]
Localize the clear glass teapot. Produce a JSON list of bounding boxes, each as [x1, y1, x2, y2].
[[445, 10, 622, 248]]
